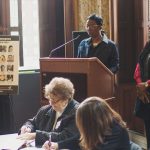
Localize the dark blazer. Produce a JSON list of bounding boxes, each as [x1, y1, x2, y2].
[[56, 121, 130, 150], [19, 99, 80, 148], [94, 121, 130, 150]]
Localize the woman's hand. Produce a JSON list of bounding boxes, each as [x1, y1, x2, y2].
[[42, 141, 50, 150], [136, 82, 150, 103], [20, 125, 31, 134], [17, 132, 36, 140], [42, 141, 58, 150]]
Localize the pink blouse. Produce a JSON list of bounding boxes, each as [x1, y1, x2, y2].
[[134, 63, 150, 85]]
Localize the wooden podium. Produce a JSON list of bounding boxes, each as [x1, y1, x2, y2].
[[40, 57, 115, 105]]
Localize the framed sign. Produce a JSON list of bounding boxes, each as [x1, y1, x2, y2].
[[0, 36, 19, 95]]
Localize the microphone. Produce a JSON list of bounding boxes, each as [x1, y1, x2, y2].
[[49, 35, 80, 57]]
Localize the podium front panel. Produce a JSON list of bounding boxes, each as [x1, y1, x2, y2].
[[40, 58, 115, 104]]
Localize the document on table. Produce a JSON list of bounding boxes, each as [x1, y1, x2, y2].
[[0, 133, 43, 149], [0, 133, 25, 149]]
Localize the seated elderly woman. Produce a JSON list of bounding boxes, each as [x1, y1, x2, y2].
[[17, 77, 80, 148], [43, 96, 130, 150]]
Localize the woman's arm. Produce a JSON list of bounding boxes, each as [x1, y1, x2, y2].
[[134, 63, 150, 103]]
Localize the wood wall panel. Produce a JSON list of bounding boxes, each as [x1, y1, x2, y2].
[[117, 0, 136, 83], [0, 0, 10, 35], [109, 0, 118, 42], [38, 0, 56, 57], [116, 84, 144, 134], [114, 0, 150, 135], [38, 0, 64, 57], [55, 0, 64, 50], [63, 0, 75, 57], [134, 0, 149, 62]]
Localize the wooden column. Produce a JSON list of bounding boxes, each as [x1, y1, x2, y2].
[[63, 0, 75, 57]]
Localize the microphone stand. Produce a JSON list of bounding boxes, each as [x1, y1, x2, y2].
[[49, 35, 80, 57]]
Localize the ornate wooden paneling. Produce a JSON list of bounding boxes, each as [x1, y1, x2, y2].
[[74, 0, 110, 36], [75, 0, 102, 30]]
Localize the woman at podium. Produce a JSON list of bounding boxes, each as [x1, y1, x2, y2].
[[77, 14, 119, 74]]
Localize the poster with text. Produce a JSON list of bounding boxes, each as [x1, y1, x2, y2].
[[0, 36, 19, 95]]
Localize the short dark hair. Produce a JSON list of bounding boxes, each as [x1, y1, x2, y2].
[[87, 14, 103, 26]]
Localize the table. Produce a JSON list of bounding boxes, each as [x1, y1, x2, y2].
[[0, 133, 43, 150]]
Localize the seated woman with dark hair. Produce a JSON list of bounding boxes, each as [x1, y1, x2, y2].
[[76, 96, 130, 150]]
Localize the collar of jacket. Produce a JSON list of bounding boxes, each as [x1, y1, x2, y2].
[[62, 99, 78, 116], [45, 99, 78, 118], [85, 33, 109, 44]]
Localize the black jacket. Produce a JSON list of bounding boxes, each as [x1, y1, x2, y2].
[[139, 40, 150, 81], [56, 121, 130, 150], [136, 41, 150, 120], [19, 99, 80, 148], [94, 121, 130, 150]]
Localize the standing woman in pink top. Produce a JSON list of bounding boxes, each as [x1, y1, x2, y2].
[[134, 41, 150, 149]]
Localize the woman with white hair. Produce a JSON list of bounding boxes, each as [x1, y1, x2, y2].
[[18, 77, 80, 149]]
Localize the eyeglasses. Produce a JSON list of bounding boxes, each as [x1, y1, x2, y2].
[[49, 98, 61, 104], [85, 25, 100, 30], [46, 95, 62, 104]]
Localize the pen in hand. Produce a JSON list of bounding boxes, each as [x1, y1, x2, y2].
[[17, 140, 34, 150], [48, 134, 51, 147], [17, 141, 27, 150]]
